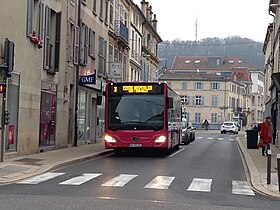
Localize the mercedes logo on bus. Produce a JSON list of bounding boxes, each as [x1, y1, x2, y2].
[[132, 137, 138, 142]]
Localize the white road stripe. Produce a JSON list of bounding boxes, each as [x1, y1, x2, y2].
[[197, 137, 203, 139], [207, 137, 213, 140], [169, 148, 185, 157], [218, 138, 223, 141], [17, 172, 65, 184], [187, 178, 212, 192], [229, 139, 235, 141], [144, 176, 175, 189], [101, 174, 138, 187], [232, 180, 255, 196], [59, 173, 102, 185]]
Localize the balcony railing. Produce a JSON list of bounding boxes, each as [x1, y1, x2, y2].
[[114, 20, 128, 43]]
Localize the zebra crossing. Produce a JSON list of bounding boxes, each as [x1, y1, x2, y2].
[[16, 172, 255, 196], [196, 136, 236, 141]]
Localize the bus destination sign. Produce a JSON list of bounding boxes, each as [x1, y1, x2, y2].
[[109, 83, 164, 95]]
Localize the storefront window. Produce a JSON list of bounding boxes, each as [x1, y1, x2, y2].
[[39, 81, 57, 147], [6, 73, 20, 151]]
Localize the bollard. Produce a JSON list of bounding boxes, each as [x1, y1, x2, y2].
[[267, 149, 271, 185], [277, 154, 280, 192]]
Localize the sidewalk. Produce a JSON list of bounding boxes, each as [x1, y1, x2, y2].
[[237, 131, 280, 198], [0, 133, 280, 199], [0, 140, 113, 185]]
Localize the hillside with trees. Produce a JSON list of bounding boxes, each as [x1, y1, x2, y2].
[[158, 36, 264, 70]]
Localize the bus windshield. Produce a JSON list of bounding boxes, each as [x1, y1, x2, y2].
[[108, 94, 164, 131]]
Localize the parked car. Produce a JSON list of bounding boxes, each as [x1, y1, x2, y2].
[[181, 119, 196, 144], [221, 121, 239, 134]]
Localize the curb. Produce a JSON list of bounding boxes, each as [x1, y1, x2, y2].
[[236, 137, 280, 198], [0, 149, 114, 186]]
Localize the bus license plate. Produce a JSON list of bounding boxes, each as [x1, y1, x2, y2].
[[129, 144, 142, 147]]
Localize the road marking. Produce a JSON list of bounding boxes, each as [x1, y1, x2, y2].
[[144, 176, 175, 189], [207, 137, 213, 140], [197, 137, 203, 139], [59, 173, 102, 185], [169, 148, 185, 157], [187, 178, 212, 192], [218, 138, 223, 141], [232, 180, 255, 196], [101, 174, 138, 187], [229, 139, 235, 141], [17, 172, 65, 185]]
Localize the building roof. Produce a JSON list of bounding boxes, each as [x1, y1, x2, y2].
[[171, 56, 258, 71], [231, 68, 252, 83], [159, 72, 230, 81]]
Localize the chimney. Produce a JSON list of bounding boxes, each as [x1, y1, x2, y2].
[[152, 14, 157, 31], [141, 0, 148, 19], [147, 5, 153, 22]]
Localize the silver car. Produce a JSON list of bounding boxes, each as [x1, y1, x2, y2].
[[181, 119, 196, 144]]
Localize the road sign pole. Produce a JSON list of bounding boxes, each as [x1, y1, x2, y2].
[[0, 75, 7, 162]]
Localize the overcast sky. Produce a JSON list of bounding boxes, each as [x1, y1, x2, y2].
[[138, 0, 273, 42]]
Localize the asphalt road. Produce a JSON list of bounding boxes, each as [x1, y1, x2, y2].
[[0, 131, 280, 210]]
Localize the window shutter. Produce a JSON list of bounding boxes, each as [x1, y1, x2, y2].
[[54, 12, 61, 72], [26, 0, 34, 37], [217, 83, 220, 90], [43, 5, 50, 70], [84, 25, 88, 65], [194, 82, 196, 89], [201, 83, 204, 90], [202, 96, 204, 106], [39, 3, 45, 40], [192, 96, 195, 106], [74, 26, 79, 65]]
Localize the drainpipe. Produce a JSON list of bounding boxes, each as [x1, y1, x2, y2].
[[74, 0, 81, 147]]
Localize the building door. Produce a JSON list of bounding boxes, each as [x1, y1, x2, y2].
[[39, 82, 57, 147]]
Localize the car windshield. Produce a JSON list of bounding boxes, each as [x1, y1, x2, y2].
[[108, 94, 164, 130], [224, 122, 234, 126]]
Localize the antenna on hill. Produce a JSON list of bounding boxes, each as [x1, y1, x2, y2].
[[195, 16, 198, 42]]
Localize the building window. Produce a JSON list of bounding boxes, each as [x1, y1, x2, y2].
[[182, 82, 187, 90], [109, 0, 114, 24], [183, 112, 189, 121], [88, 29, 95, 58], [211, 113, 217, 123], [194, 96, 204, 106], [212, 82, 219, 90], [43, 7, 61, 73], [93, 0, 97, 13], [195, 113, 201, 123], [98, 36, 106, 76], [195, 82, 203, 90], [181, 96, 189, 105], [211, 96, 218, 107]]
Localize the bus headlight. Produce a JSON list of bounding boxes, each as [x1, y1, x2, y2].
[[104, 134, 117, 143], [155, 135, 166, 143]]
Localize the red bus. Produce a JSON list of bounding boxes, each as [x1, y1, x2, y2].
[[103, 82, 182, 155]]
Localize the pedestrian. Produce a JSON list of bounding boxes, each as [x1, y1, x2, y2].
[[202, 119, 209, 130], [259, 115, 274, 156]]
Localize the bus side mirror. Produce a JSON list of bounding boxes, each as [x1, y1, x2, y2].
[[167, 97, 173, 109]]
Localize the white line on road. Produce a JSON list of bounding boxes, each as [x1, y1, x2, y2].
[[187, 178, 212, 192], [144, 176, 175, 189], [218, 138, 223, 141], [207, 137, 213, 140], [168, 148, 185, 157], [59, 173, 102, 185], [232, 180, 255, 196], [101, 174, 138, 187], [229, 139, 235, 141], [17, 172, 65, 185], [197, 137, 203, 139]]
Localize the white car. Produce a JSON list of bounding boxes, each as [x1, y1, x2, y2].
[[221, 121, 239, 134]]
